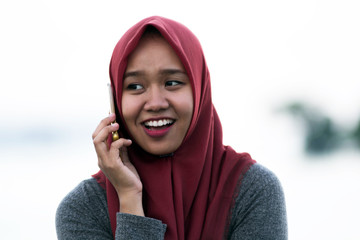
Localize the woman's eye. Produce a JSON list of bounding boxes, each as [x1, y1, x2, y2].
[[165, 81, 182, 87], [126, 83, 143, 90]]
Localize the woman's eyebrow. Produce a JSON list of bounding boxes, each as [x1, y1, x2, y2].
[[160, 69, 187, 76], [123, 71, 145, 79], [124, 69, 187, 79]]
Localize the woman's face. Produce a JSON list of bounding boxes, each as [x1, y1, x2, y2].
[[121, 35, 193, 155]]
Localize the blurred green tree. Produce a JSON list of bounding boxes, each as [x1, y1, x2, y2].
[[285, 102, 341, 154], [353, 119, 360, 148]]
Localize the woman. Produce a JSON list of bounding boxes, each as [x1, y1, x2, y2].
[[56, 16, 287, 239]]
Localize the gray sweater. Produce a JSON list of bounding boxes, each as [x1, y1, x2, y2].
[[56, 163, 287, 239]]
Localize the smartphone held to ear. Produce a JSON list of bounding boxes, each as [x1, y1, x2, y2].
[[108, 83, 120, 141]]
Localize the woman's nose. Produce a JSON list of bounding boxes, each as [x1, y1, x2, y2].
[[143, 87, 169, 111]]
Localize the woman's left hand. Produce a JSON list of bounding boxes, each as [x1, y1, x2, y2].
[[92, 114, 144, 216]]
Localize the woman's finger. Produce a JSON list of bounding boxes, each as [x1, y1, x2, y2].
[[109, 138, 132, 161], [119, 142, 131, 164], [98, 139, 130, 176], [93, 123, 119, 159], [93, 123, 119, 145], [92, 113, 117, 140]]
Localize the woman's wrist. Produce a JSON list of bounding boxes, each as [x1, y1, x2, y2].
[[119, 193, 145, 217]]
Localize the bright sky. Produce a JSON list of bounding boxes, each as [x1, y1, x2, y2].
[[1, 0, 359, 139], [1, 0, 360, 239]]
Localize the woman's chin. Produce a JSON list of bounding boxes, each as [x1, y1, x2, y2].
[[141, 143, 178, 156]]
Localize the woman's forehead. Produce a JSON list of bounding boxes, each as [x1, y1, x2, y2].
[[125, 35, 186, 75]]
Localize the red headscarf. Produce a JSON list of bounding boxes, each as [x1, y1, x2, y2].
[[93, 16, 255, 239]]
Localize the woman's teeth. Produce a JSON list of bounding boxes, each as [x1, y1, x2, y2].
[[144, 119, 174, 127]]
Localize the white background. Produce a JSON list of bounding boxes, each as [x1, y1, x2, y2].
[[1, 0, 360, 239]]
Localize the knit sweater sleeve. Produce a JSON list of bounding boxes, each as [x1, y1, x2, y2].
[[55, 178, 166, 240], [227, 163, 288, 240]]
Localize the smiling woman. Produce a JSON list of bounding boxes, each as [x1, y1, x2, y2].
[[122, 30, 193, 155], [56, 16, 287, 240]]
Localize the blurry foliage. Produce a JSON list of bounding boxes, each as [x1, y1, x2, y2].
[[353, 119, 360, 147], [284, 102, 359, 155]]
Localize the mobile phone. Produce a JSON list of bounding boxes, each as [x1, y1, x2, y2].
[[108, 83, 120, 141]]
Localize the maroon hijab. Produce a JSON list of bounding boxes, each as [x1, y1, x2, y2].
[[93, 16, 255, 239]]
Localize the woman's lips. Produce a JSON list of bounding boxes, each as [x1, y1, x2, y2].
[[142, 124, 173, 138], [141, 118, 175, 138]]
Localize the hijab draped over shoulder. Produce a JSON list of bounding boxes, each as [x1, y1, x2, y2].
[[93, 16, 255, 240]]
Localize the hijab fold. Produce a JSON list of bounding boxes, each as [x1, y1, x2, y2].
[[93, 16, 255, 240]]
